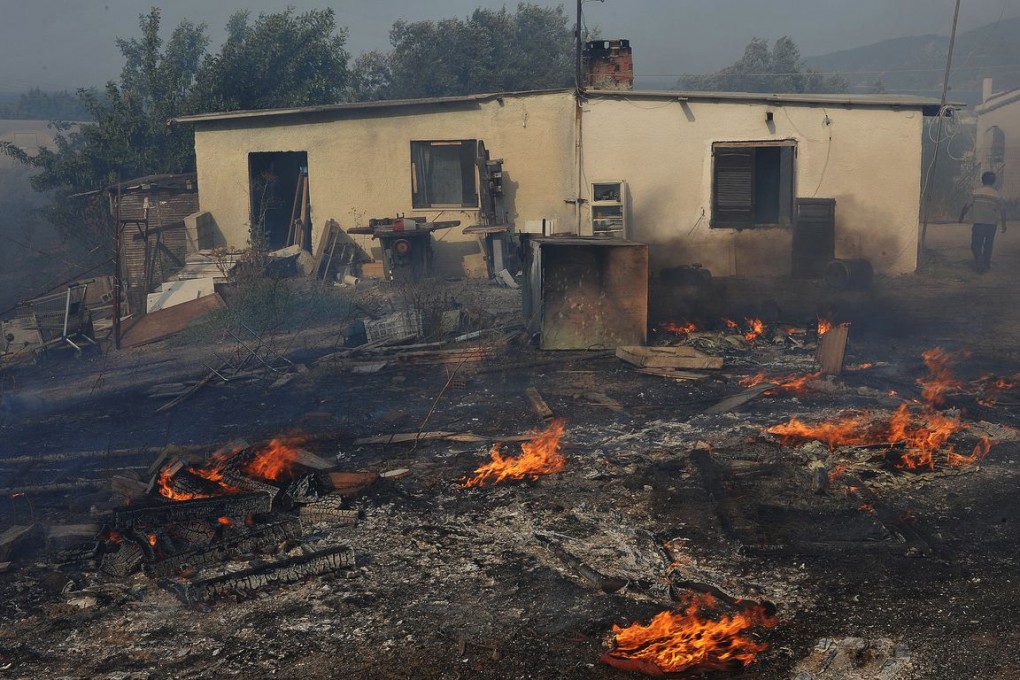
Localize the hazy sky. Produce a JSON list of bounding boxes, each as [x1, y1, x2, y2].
[[0, 0, 1015, 91]]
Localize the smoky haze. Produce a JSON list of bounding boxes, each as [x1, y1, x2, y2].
[[0, 0, 1014, 93]]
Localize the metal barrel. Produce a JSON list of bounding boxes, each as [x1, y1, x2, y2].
[[823, 259, 873, 290]]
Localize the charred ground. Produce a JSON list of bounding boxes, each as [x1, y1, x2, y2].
[[2, 223, 1020, 679]]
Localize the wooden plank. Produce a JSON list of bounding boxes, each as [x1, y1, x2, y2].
[[120, 293, 226, 348], [525, 387, 554, 420], [703, 383, 778, 415], [617, 345, 723, 370], [634, 368, 710, 380], [293, 448, 337, 471], [816, 322, 850, 375]]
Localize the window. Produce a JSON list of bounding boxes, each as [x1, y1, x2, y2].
[[711, 142, 795, 229], [411, 140, 478, 209]]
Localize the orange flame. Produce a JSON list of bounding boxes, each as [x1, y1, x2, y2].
[[660, 321, 698, 335], [604, 593, 777, 675], [148, 534, 157, 547], [217, 516, 233, 526], [817, 316, 833, 336], [743, 318, 765, 343], [461, 420, 566, 488], [723, 318, 739, 330], [243, 437, 302, 481], [766, 348, 996, 471], [917, 348, 963, 407]]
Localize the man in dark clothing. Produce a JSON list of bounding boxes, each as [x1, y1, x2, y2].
[[959, 171, 1006, 272]]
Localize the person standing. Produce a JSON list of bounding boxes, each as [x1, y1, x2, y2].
[[959, 171, 1007, 272]]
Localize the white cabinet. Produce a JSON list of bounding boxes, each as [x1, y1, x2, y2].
[[590, 180, 628, 238]]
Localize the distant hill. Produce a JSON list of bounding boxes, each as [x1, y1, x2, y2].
[[806, 16, 1020, 105]]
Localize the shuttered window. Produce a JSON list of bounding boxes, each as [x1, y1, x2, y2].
[[411, 140, 479, 209], [711, 142, 795, 229]]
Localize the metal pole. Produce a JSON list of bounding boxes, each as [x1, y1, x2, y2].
[[919, 0, 962, 261], [112, 182, 122, 349]]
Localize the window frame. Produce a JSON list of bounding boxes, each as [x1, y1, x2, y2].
[[410, 139, 480, 210], [710, 139, 797, 230]]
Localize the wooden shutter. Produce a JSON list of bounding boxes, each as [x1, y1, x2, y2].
[[712, 146, 755, 229]]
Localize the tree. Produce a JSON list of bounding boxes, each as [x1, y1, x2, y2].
[[191, 9, 350, 112], [680, 37, 848, 94], [0, 7, 353, 245], [1, 8, 208, 244], [353, 3, 574, 101]]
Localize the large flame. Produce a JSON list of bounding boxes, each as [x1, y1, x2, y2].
[[604, 593, 777, 675], [817, 315, 833, 336], [766, 348, 995, 471], [460, 420, 566, 488]]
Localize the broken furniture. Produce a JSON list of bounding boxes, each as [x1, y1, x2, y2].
[[20, 282, 97, 355], [348, 216, 460, 281], [522, 236, 648, 350]]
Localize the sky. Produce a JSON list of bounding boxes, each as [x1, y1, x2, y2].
[[0, 0, 1015, 92]]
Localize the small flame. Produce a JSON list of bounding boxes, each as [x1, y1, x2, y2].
[[817, 316, 833, 336], [243, 437, 302, 481], [604, 592, 777, 675], [917, 348, 963, 407], [723, 318, 739, 330], [148, 534, 157, 547], [461, 420, 566, 488], [217, 516, 233, 526], [106, 530, 125, 544], [828, 464, 847, 482], [743, 318, 765, 343]]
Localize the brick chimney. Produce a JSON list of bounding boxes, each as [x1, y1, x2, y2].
[[584, 39, 633, 91], [982, 78, 993, 103]]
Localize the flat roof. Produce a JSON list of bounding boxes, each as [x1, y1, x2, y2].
[[170, 87, 950, 126]]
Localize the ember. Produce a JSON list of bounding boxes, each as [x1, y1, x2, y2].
[[460, 419, 566, 488], [739, 370, 822, 394], [603, 592, 777, 676], [660, 321, 698, 335]]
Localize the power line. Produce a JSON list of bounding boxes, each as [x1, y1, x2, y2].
[[634, 62, 1020, 79]]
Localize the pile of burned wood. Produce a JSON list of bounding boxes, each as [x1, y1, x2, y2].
[[49, 440, 378, 603]]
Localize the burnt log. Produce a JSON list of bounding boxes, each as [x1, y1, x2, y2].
[[298, 505, 359, 525], [220, 470, 281, 500], [165, 544, 355, 603], [112, 493, 273, 528], [146, 516, 303, 578], [101, 542, 144, 577]]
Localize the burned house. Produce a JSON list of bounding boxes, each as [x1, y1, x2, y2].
[[174, 84, 942, 281]]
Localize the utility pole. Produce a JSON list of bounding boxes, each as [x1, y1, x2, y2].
[[112, 182, 122, 350], [919, 0, 962, 261], [575, 0, 583, 90]]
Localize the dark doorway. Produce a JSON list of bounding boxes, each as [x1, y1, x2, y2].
[[248, 152, 309, 250], [792, 198, 836, 278]]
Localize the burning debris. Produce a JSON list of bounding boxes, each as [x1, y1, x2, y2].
[[460, 419, 566, 488], [602, 591, 777, 677]]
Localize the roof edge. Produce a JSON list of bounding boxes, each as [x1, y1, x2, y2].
[[170, 89, 573, 126], [976, 87, 1020, 115], [586, 88, 958, 115]]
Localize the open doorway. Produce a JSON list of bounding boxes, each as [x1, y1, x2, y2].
[[248, 151, 309, 250]]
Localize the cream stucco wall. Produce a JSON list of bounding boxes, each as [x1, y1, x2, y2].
[[976, 95, 1020, 201], [191, 91, 577, 276], [581, 96, 925, 276]]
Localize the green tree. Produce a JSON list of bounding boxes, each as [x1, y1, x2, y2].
[[681, 37, 848, 94], [355, 3, 574, 100], [0, 88, 93, 120], [191, 8, 350, 112]]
